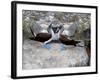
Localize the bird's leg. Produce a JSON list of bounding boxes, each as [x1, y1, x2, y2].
[[43, 29, 54, 45], [43, 38, 53, 45]]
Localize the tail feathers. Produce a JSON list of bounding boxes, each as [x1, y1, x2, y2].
[[30, 27, 36, 39]]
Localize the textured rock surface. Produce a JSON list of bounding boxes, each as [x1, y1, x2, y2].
[[22, 39, 89, 69]]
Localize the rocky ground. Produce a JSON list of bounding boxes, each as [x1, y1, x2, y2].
[[22, 39, 89, 70]]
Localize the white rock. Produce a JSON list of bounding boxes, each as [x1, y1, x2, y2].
[[22, 40, 89, 69]]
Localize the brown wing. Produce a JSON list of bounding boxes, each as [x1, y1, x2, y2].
[[30, 33, 51, 42], [59, 35, 80, 46]]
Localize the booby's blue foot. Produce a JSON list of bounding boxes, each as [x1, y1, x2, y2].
[[60, 44, 66, 51], [42, 44, 51, 50]]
